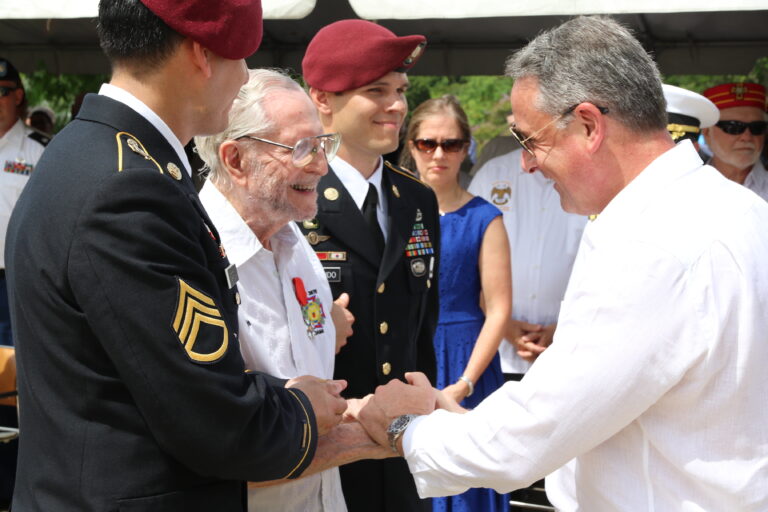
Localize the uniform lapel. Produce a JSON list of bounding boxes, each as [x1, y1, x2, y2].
[[378, 169, 416, 281], [317, 168, 381, 268]]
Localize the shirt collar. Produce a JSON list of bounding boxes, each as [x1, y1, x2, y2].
[[744, 158, 767, 189], [0, 118, 25, 147], [199, 181, 299, 266], [586, 140, 704, 242], [99, 83, 192, 177], [331, 156, 385, 210]]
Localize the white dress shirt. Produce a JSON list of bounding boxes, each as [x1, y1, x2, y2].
[[331, 156, 389, 241], [0, 118, 46, 267], [468, 149, 586, 374], [402, 141, 768, 510], [743, 158, 768, 202], [200, 182, 346, 512]]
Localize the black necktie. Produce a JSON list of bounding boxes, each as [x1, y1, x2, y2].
[[362, 183, 385, 254]]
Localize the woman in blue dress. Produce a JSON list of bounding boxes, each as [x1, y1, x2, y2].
[[401, 95, 512, 512]]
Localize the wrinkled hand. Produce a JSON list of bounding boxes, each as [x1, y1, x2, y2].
[[286, 376, 348, 436], [358, 372, 437, 448], [342, 395, 372, 423], [514, 321, 556, 363], [331, 293, 354, 354]]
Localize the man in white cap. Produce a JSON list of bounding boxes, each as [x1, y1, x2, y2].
[[662, 83, 719, 154]]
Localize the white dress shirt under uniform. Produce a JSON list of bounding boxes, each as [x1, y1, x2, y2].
[[200, 182, 346, 512], [0, 119, 46, 267], [468, 149, 586, 374], [402, 141, 768, 510], [331, 156, 389, 241]]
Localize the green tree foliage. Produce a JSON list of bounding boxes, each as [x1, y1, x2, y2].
[[21, 66, 108, 133]]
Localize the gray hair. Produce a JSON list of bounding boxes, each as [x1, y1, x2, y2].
[[505, 16, 666, 133], [195, 68, 305, 187]]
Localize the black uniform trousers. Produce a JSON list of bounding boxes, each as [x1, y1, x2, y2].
[[298, 162, 440, 512]]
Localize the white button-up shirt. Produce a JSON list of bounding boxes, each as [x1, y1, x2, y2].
[[402, 141, 768, 510], [468, 149, 586, 373], [1, 118, 46, 267], [200, 182, 346, 512], [743, 158, 768, 202]]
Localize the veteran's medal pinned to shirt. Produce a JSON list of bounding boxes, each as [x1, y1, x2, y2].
[[293, 277, 326, 338]]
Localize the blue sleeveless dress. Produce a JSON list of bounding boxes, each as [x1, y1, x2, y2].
[[433, 196, 508, 512]]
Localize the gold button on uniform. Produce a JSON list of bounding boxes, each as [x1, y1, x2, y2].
[[379, 321, 389, 334], [382, 362, 392, 375], [427, 279, 431, 289], [377, 282, 386, 294]]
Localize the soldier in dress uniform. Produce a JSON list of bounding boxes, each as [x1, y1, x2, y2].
[[5, 1, 346, 511], [300, 19, 440, 512]]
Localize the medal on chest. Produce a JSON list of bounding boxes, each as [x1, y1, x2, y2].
[[292, 277, 326, 338]]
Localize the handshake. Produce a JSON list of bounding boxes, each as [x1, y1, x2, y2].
[[286, 372, 465, 465]]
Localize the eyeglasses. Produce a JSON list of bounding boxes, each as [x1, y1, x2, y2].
[[0, 86, 18, 98], [412, 138, 468, 154], [510, 103, 609, 156], [237, 133, 341, 167], [715, 120, 767, 136]]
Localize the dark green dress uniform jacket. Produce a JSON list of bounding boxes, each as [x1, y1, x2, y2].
[[297, 163, 439, 512], [5, 94, 317, 512]]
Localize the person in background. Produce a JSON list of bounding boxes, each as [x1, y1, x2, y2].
[[401, 94, 510, 512], [470, 112, 518, 176], [300, 18, 440, 512], [354, 16, 768, 511], [662, 84, 719, 154], [5, 1, 348, 510], [703, 82, 767, 201], [25, 106, 56, 137], [0, 56, 48, 506]]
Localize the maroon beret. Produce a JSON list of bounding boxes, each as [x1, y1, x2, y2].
[[303, 19, 426, 93], [140, 0, 263, 60]]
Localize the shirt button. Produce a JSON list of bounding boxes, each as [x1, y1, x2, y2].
[[379, 321, 389, 334], [382, 362, 392, 375], [377, 282, 386, 294]]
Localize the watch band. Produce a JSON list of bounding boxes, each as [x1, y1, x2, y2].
[[387, 414, 417, 453]]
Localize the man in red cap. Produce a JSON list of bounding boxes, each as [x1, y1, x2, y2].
[[703, 82, 768, 201], [5, 1, 347, 511], [299, 19, 439, 512]]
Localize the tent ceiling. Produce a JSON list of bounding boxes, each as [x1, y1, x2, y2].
[[1, 0, 766, 76]]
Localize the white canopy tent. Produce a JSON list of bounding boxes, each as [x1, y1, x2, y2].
[[1, 0, 766, 76]]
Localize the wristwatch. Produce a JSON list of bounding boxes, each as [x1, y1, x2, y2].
[[386, 414, 417, 453]]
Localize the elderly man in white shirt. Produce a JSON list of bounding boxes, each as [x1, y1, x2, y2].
[[352, 16, 768, 511], [196, 68, 392, 512]]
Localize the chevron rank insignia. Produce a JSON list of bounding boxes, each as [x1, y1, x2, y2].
[[172, 279, 229, 363]]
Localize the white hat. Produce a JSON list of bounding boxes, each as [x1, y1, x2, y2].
[[663, 84, 719, 128]]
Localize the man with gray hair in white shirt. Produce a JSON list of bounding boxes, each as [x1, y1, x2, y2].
[[352, 16, 768, 511]]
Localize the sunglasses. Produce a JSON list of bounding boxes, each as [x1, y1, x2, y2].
[[412, 138, 467, 154], [510, 103, 609, 156], [715, 120, 767, 136], [0, 86, 18, 98], [237, 133, 341, 167]]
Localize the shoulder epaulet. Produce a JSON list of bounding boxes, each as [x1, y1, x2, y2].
[[27, 130, 50, 147], [383, 160, 430, 188], [115, 131, 165, 176]]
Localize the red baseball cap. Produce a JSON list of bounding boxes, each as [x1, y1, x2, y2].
[[303, 19, 426, 93], [703, 82, 767, 113], [140, 0, 263, 60]]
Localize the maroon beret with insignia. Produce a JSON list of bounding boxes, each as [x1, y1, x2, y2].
[[303, 19, 426, 93], [139, 0, 263, 60]]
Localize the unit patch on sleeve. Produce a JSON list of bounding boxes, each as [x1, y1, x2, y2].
[[172, 278, 229, 363]]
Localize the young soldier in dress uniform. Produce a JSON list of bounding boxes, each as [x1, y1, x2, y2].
[[300, 19, 440, 512], [5, 1, 346, 511]]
